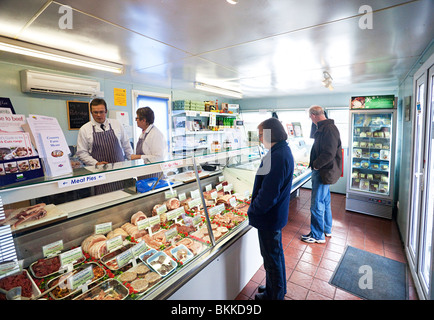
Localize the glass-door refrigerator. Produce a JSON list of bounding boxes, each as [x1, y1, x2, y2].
[[345, 95, 397, 219]]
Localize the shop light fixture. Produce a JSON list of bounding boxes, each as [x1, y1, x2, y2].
[[322, 71, 334, 91], [0, 36, 123, 74], [194, 81, 243, 99], [226, 0, 239, 4]]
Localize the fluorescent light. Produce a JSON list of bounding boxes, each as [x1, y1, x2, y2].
[[227, 0, 238, 4], [0, 36, 123, 74], [194, 82, 243, 99]]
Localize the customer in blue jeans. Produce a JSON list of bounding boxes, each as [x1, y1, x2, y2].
[[247, 118, 294, 300], [302, 105, 342, 244]]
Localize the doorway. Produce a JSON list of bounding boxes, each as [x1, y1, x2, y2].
[[407, 53, 434, 300], [131, 90, 171, 155]]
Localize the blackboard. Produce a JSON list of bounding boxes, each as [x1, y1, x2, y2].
[[67, 101, 90, 130]]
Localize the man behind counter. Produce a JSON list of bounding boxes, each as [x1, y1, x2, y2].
[[76, 98, 133, 194], [76, 98, 133, 166]]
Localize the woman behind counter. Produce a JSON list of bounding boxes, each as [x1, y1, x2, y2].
[[131, 107, 167, 179], [247, 117, 294, 300]]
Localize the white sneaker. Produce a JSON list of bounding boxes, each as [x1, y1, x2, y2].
[[301, 236, 326, 244], [325, 233, 332, 237]]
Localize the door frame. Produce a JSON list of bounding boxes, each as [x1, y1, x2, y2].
[[406, 52, 434, 300]]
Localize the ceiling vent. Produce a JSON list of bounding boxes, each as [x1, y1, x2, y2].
[[20, 69, 100, 97]]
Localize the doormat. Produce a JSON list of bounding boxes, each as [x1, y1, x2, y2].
[[329, 246, 407, 300]]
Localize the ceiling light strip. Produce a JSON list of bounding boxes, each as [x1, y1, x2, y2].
[[194, 82, 243, 99], [0, 37, 123, 74]]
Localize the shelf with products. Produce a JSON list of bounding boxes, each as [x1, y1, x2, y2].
[[348, 111, 394, 197], [0, 146, 261, 300]]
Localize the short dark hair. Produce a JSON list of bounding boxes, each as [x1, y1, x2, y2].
[[90, 98, 107, 112], [136, 107, 154, 124], [258, 117, 288, 143]]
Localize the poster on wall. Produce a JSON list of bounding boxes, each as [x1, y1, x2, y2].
[[0, 114, 44, 187], [67, 101, 90, 130]]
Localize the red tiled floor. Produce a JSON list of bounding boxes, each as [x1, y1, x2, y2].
[[235, 187, 417, 300]]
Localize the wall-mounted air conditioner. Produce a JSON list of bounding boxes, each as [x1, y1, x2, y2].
[[20, 69, 101, 97]]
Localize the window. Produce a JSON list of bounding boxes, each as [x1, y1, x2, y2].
[[326, 108, 349, 148]]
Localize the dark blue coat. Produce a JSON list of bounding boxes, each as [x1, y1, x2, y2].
[[247, 140, 294, 231]]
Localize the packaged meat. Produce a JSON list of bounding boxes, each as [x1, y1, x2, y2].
[[165, 198, 180, 210], [146, 251, 176, 277], [73, 279, 128, 300], [131, 211, 147, 225], [100, 243, 135, 271], [29, 254, 85, 279], [46, 262, 105, 300], [170, 244, 193, 263], [81, 234, 106, 254], [106, 228, 129, 240]]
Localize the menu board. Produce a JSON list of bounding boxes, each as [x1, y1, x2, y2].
[[350, 95, 395, 110], [67, 101, 90, 130]]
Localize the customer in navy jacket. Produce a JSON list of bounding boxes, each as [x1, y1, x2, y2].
[[248, 117, 294, 300]]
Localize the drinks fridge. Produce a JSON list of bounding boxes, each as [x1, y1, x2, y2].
[[345, 95, 397, 219]]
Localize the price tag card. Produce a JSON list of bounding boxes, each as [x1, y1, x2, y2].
[[211, 191, 218, 200], [156, 204, 167, 215], [218, 175, 225, 182], [106, 235, 123, 252], [160, 160, 184, 171], [205, 184, 212, 192], [42, 240, 64, 258], [95, 222, 112, 235], [244, 190, 251, 199], [165, 190, 177, 199], [116, 248, 134, 269], [167, 207, 184, 221], [67, 265, 93, 290], [192, 215, 202, 227], [0, 261, 22, 279], [132, 241, 148, 258], [216, 183, 223, 191], [148, 215, 161, 227], [190, 189, 200, 199], [229, 197, 237, 208], [178, 192, 186, 201], [137, 218, 150, 230], [165, 228, 178, 242], [208, 204, 225, 216], [188, 198, 201, 209], [223, 184, 233, 193], [59, 247, 84, 266]]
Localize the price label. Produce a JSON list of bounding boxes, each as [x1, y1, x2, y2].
[[209, 204, 225, 216], [229, 197, 237, 208], [116, 248, 134, 269], [165, 228, 178, 242], [106, 235, 123, 252], [178, 192, 186, 201], [67, 265, 93, 290], [132, 241, 148, 258], [95, 222, 112, 235], [205, 184, 212, 192], [192, 215, 202, 226], [137, 218, 150, 230], [59, 247, 84, 266], [165, 190, 177, 199], [156, 204, 167, 215], [218, 175, 225, 182], [160, 160, 184, 171], [167, 207, 185, 221], [211, 191, 218, 200], [216, 183, 223, 191], [223, 184, 233, 193], [191, 189, 200, 199], [188, 198, 201, 209], [42, 240, 64, 258], [148, 215, 161, 227]]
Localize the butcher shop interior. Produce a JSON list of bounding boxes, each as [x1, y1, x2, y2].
[[0, 0, 434, 305]]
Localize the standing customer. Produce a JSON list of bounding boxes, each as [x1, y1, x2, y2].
[[302, 105, 342, 244], [247, 118, 294, 300]]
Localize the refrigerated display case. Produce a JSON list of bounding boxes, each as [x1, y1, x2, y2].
[[0, 147, 265, 300], [345, 96, 397, 219]]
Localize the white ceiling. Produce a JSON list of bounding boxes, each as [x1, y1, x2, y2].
[[0, 0, 433, 99]]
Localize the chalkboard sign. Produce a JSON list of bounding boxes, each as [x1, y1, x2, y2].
[[67, 101, 90, 130]]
